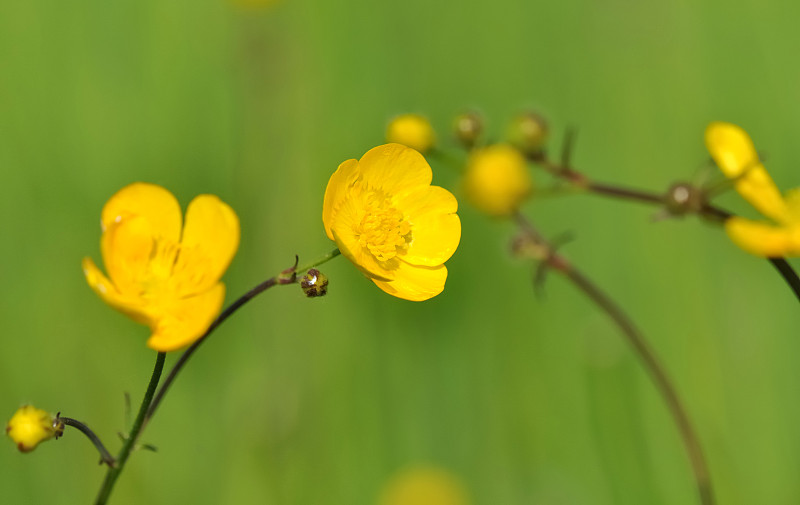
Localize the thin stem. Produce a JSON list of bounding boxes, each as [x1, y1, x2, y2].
[[57, 416, 115, 467], [514, 213, 714, 505], [95, 351, 166, 505], [563, 267, 714, 505], [768, 258, 800, 303], [145, 248, 341, 423]]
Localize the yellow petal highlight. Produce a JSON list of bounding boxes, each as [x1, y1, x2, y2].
[[705, 122, 788, 223], [173, 195, 240, 295], [358, 144, 433, 196], [398, 186, 461, 266], [371, 262, 448, 302], [724, 217, 800, 257], [379, 466, 470, 505], [101, 182, 182, 242], [147, 283, 226, 352], [385, 114, 436, 154], [85, 183, 240, 351], [323, 145, 460, 300], [463, 144, 532, 217], [322, 158, 360, 241]]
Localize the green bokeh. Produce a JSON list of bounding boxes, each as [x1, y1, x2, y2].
[[2, 0, 799, 503]]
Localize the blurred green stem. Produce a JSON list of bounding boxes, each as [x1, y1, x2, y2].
[[95, 351, 166, 505], [514, 213, 715, 505], [57, 415, 116, 467]]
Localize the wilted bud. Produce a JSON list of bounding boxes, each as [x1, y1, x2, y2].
[[507, 112, 548, 157], [462, 144, 533, 217], [300, 268, 328, 297], [452, 111, 483, 148], [6, 406, 62, 453], [386, 114, 436, 154], [664, 182, 704, 216]]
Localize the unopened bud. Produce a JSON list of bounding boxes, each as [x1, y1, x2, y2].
[[300, 269, 328, 298], [6, 405, 62, 453], [386, 114, 436, 154], [507, 112, 548, 157], [453, 111, 483, 148], [664, 182, 704, 216]]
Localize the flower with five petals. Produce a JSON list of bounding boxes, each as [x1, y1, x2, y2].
[[83, 183, 240, 351]]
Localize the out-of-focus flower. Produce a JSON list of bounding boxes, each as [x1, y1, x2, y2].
[[6, 406, 61, 453], [379, 466, 470, 505], [463, 144, 532, 217], [507, 112, 548, 156], [83, 183, 240, 351], [386, 114, 436, 154], [323, 144, 461, 301], [705, 122, 800, 256]]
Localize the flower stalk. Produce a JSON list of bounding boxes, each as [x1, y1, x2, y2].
[[514, 212, 715, 505], [56, 415, 116, 467]]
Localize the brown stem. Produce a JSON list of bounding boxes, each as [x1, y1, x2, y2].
[[514, 213, 715, 505]]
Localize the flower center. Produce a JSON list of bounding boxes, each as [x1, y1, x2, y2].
[[357, 194, 411, 262]]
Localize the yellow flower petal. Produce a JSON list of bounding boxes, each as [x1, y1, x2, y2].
[[724, 217, 798, 257], [397, 186, 461, 266], [172, 195, 240, 295], [100, 215, 169, 296], [101, 182, 182, 242], [6, 406, 59, 453], [705, 122, 788, 223], [146, 283, 226, 352], [322, 158, 360, 241], [82, 257, 156, 326], [359, 144, 433, 196], [463, 144, 532, 217], [371, 261, 448, 301]]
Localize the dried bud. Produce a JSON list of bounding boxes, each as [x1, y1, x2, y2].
[[386, 114, 436, 154], [300, 269, 328, 297], [664, 182, 704, 216], [6, 405, 62, 453], [453, 111, 483, 148], [507, 112, 548, 157]]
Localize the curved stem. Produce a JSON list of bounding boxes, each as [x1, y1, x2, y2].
[[57, 416, 116, 467], [145, 248, 341, 423], [564, 267, 714, 505], [514, 213, 714, 505], [95, 351, 166, 505]]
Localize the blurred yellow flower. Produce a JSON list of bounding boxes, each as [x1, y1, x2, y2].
[[323, 144, 461, 301], [379, 466, 470, 505], [463, 144, 532, 217], [83, 183, 240, 351], [6, 406, 60, 453], [386, 114, 436, 154], [705, 122, 800, 256]]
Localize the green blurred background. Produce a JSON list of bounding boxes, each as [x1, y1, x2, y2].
[[2, 0, 800, 503]]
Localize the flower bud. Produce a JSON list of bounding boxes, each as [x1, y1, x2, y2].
[[6, 405, 62, 453], [452, 111, 483, 148], [300, 268, 328, 297], [507, 112, 548, 157], [462, 144, 533, 217], [386, 114, 436, 154], [664, 182, 704, 216]]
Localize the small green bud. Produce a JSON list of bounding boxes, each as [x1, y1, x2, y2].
[[507, 112, 548, 157], [300, 269, 328, 298], [453, 111, 483, 148], [664, 182, 704, 216]]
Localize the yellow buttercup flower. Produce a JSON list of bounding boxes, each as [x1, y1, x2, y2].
[[379, 466, 470, 505], [386, 114, 436, 154], [6, 406, 61, 453], [705, 122, 800, 256], [463, 144, 532, 217], [83, 183, 240, 351], [323, 144, 461, 301]]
